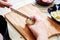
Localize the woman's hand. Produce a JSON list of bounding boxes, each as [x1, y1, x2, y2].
[[27, 16, 48, 40], [0, 0, 12, 8]]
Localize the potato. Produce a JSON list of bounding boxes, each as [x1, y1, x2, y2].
[[26, 18, 35, 25]]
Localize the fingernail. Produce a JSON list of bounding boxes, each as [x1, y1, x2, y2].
[[8, 4, 12, 6], [5, 4, 12, 7]]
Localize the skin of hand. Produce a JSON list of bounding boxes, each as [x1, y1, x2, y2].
[[27, 16, 48, 40], [0, 0, 12, 8], [0, 33, 3, 40]]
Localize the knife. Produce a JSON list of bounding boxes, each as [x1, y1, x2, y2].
[[6, 6, 35, 25]]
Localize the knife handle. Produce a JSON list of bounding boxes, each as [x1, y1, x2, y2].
[[6, 6, 10, 8]]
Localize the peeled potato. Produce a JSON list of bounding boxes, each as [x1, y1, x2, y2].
[[26, 18, 34, 25]]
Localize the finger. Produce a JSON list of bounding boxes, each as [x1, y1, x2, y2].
[[0, 1, 12, 6], [0, 6, 5, 8], [3, 0, 7, 2], [1, 5, 6, 8], [0, 4, 5, 8]]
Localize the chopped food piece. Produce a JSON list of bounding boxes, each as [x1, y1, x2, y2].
[[26, 18, 35, 25]]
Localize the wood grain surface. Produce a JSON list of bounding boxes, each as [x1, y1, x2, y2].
[[5, 4, 60, 40]]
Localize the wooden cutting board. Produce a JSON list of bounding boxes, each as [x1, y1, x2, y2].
[[5, 4, 60, 40]]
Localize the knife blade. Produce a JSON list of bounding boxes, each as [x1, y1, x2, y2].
[[6, 6, 30, 18], [6, 6, 35, 25]]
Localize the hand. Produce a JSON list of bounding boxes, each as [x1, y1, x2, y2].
[[0, 0, 12, 8], [27, 16, 48, 40]]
